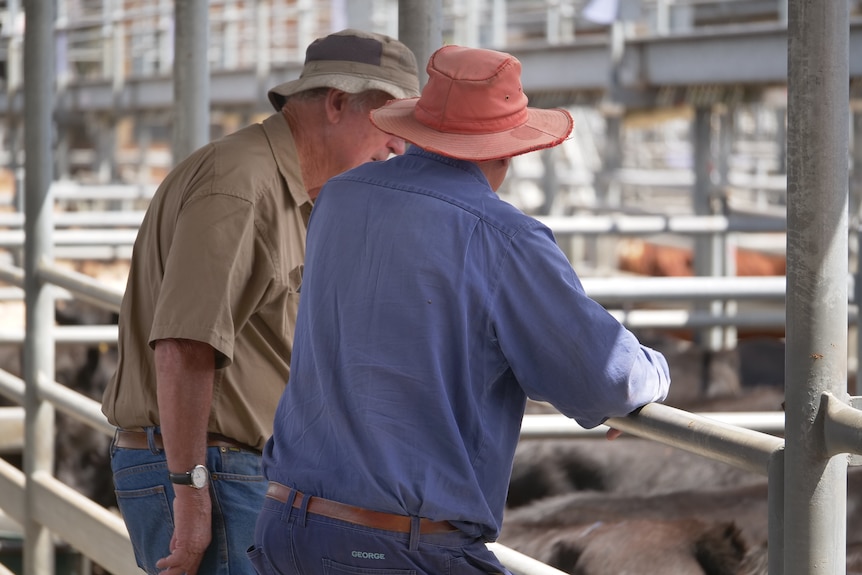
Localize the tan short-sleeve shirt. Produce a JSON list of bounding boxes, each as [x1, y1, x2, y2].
[[101, 113, 310, 451]]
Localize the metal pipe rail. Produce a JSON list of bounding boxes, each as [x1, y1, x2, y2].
[[0, 211, 146, 228], [0, 325, 118, 345], [0, 212, 786, 235], [606, 402, 785, 476], [521, 411, 787, 439], [582, 275, 788, 303], [0, 229, 140, 249], [0, 407, 24, 452], [37, 259, 123, 313], [0, 460, 138, 574], [486, 542, 568, 575], [537, 213, 787, 235], [50, 182, 157, 201], [0, 367, 111, 437], [823, 392, 862, 459]]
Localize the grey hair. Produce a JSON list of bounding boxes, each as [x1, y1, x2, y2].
[[286, 88, 393, 112]]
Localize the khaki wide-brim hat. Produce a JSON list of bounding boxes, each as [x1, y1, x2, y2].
[[370, 45, 573, 162], [268, 28, 420, 112]]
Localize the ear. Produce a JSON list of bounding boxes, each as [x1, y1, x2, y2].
[[324, 89, 350, 123]]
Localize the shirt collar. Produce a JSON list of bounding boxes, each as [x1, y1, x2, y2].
[[262, 112, 310, 208], [405, 146, 488, 180]]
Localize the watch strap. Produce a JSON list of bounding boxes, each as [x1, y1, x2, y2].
[[168, 464, 208, 488], [168, 471, 193, 485]]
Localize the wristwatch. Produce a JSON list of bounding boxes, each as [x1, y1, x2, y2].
[[169, 464, 209, 489]]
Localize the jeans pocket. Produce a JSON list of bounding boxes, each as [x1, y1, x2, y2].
[[114, 485, 173, 574], [322, 558, 415, 575]]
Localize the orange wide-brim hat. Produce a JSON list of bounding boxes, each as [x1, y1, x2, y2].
[[370, 45, 573, 162]]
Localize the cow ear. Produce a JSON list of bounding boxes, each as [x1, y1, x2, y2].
[[694, 520, 748, 575]]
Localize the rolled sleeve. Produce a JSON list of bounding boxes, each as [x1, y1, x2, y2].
[[491, 224, 671, 428]]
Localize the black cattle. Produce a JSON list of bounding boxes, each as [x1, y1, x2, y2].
[[0, 298, 118, 510], [502, 456, 862, 575], [502, 517, 749, 575], [507, 437, 765, 509], [53, 299, 118, 509]]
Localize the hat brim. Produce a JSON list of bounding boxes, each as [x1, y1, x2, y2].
[[370, 98, 574, 162], [268, 74, 420, 112]]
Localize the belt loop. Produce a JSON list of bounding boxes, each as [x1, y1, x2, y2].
[[408, 517, 420, 551], [281, 487, 298, 523], [145, 427, 160, 454], [297, 492, 310, 527], [110, 428, 120, 455]]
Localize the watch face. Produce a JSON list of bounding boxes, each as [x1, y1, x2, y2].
[[190, 465, 208, 489]]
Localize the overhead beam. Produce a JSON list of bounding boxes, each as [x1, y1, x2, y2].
[[4, 19, 859, 116]]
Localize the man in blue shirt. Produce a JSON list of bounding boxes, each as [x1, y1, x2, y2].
[[249, 45, 671, 575]]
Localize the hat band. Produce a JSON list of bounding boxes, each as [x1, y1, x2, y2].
[[414, 105, 529, 135]]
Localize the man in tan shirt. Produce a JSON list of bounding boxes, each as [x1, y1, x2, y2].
[[101, 29, 419, 575]]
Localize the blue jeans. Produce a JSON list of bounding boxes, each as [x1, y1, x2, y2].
[[111, 429, 266, 575], [247, 491, 511, 575]]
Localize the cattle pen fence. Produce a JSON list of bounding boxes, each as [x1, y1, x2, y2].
[[0, 224, 858, 575], [2, 1, 862, 575], [0, 257, 809, 575]]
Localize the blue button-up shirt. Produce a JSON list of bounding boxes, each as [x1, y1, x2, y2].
[[263, 148, 670, 541]]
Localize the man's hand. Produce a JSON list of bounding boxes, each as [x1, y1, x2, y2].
[[155, 487, 212, 575], [605, 427, 623, 440]]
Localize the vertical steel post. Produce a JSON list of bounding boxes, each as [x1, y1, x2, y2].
[[785, 1, 850, 573], [767, 447, 785, 575], [172, 0, 210, 165], [22, 0, 56, 573], [398, 0, 442, 89], [7, 0, 24, 217], [692, 106, 724, 352], [854, 110, 862, 396]]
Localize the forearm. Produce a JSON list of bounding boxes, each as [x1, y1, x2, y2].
[[155, 338, 215, 474]]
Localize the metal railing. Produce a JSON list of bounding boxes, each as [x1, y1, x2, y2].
[[3, 2, 860, 575], [0, 253, 856, 575]]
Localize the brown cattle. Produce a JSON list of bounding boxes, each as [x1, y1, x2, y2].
[[617, 239, 786, 278]]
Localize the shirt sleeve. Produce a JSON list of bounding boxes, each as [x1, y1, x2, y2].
[[490, 222, 670, 429], [150, 193, 269, 367]]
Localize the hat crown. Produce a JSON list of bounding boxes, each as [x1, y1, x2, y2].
[[369, 44, 573, 162], [267, 29, 419, 111], [415, 46, 529, 135]]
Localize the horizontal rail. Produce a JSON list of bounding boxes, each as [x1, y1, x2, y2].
[[0, 229, 140, 248], [31, 471, 138, 574], [50, 182, 157, 200], [0, 262, 25, 288], [0, 367, 113, 438], [582, 275, 788, 303], [38, 259, 123, 313], [1, 211, 787, 235], [537, 213, 787, 235], [521, 411, 786, 439], [37, 372, 115, 437], [606, 402, 785, 475], [0, 210, 147, 228], [0, 368, 25, 405], [0, 325, 119, 344], [0, 407, 24, 453], [0, 457, 25, 526], [486, 542, 569, 575], [607, 308, 789, 329], [0, 461, 138, 574], [823, 392, 862, 458]]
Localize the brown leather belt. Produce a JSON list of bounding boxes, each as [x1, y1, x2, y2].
[[114, 429, 259, 454], [265, 482, 457, 535]]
